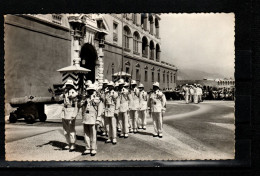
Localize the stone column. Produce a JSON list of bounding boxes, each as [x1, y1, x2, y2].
[[97, 47, 104, 89], [144, 14, 148, 31], [136, 13, 141, 26]]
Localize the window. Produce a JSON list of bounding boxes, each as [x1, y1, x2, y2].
[[112, 68, 114, 74], [126, 67, 129, 74], [145, 70, 148, 82], [123, 26, 131, 49], [133, 32, 140, 53], [113, 22, 118, 42], [171, 74, 173, 83], [152, 72, 154, 82], [142, 37, 148, 57], [174, 75, 176, 83], [136, 69, 140, 81], [149, 41, 154, 60], [149, 14, 154, 35], [163, 73, 165, 83], [158, 72, 160, 82], [167, 74, 169, 83], [156, 44, 160, 62]]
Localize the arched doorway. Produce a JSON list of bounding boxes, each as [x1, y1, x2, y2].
[[80, 43, 98, 83]]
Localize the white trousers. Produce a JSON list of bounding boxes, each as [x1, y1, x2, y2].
[[151, 112, 163, 135], [118, 112, 129, 134], [105, 116, 117, 139], [138, 110, 147, 127], [129, 110, 138, 130], [83, 124, 97, 150], [62, 118, 76, 144]]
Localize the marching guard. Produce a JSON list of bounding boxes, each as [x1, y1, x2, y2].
[[117, 79, 130, 138], [99, 79, 109, 136], [128, 80, 140, 133], [184, 84, 190, 104], [148, 82, 166, 138], [60, 79, 79, 152], [79, 84, 102, 156], [104, 81, 119, 144], [138, 83, 148, 130]]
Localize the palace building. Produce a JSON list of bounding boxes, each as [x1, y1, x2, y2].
[[5, 14, 177, 107]]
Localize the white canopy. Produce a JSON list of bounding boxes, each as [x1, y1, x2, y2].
[[113, 71, 131, 77]]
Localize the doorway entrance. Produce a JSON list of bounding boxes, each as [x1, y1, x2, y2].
[[80, 43, 98, 83]]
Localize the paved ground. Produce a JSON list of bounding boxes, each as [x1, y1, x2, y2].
[[5, 100, 235, 161]]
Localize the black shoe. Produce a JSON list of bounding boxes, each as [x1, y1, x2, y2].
[[159, 135, 163, 138], [153, 134, 158, 137]]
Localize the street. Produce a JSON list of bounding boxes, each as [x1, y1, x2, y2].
[[5, 100, 235, 161]]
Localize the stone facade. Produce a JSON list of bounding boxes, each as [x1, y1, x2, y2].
[[4, 13, 178, 107]]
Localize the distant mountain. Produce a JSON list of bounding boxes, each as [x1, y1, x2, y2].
[[177, 69, 228, 80]]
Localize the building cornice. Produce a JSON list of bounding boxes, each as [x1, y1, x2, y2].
[[20, 14, 71, 32], [104, 41, 177, 71]]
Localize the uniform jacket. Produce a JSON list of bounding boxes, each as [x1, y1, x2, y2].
[[197, 88, 203, 96], [139, 90, 148, 110], [98, 89, 106, 114], [148, 90, 167, 113], [128, 88, 140, 111], [104, 90, 118, 117], [61, 89, 79, 120], [184, 87, 190, 96], [189, 88, 195, 95], [79, 94, 102, 125], [117, 89, 130, 113]]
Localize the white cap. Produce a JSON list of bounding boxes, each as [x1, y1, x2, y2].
[[103, 79, 109, 84], [138, 83, 144, 88], [85, 80, 92, 86], [107, 81, 114, 86], [114, 82, 119, 87], [65, 79, 75, 87], [124, 82, 129, 87], [86, 84, 96, 90], [118, 79, 125, 85], [153, 82, 160, 88], [131, 80, 137, 85]]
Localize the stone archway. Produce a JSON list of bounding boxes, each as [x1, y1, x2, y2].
[[80, 43, 98, 83]]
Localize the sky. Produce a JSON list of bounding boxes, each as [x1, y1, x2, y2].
[[160, 13, 235, 79]]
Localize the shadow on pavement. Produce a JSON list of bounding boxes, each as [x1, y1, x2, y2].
[[36, 140, 85, 153], [137, 131, 154, 136]]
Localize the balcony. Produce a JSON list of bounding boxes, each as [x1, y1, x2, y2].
[[142, 53, 148, 58], [133, 51, 140, 56], [124, 48, 131, 52]]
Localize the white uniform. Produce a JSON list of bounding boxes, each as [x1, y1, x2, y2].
[[197, 87, 203, 102], [61, 89, 79, 149], [193, 87, 199, 104], [138, 90, 148, 129], [189, 88, 194, 103], [117, 88, 130, 136], [79, 93, 102, 152], [184, 87, 190, 104], [104, 90, 118, 140], [148, 90, 166, 136], [128, 87, 140, 132]]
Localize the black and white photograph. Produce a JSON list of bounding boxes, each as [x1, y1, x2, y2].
[[4, 13, 235, 161]]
